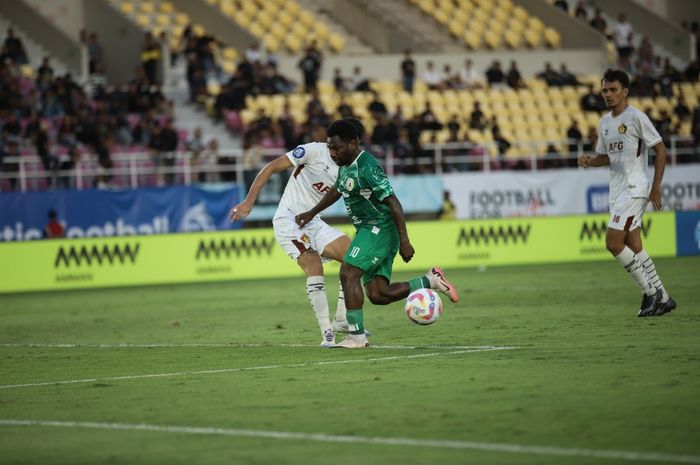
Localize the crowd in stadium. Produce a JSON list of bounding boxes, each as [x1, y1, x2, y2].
[[2, 3, 700, 190]]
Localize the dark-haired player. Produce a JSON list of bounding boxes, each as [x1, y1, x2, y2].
[[295, 119, 459, 348], [229, 118, 365, 347], [578, 69, 675, 317]]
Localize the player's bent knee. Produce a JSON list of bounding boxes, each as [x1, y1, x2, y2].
[[605, 237, 624, 256], [297, 250, 324, 276]]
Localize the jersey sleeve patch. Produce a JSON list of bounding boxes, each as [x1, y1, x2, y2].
[[292, 147, 305, 159]]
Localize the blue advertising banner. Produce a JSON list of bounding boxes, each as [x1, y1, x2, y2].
[[676, 210, 700, 256], [0, 185, 241, 241]]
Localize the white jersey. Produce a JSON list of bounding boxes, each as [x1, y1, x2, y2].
[[595, 105, 662, 202], [274, 142, 338, 219]]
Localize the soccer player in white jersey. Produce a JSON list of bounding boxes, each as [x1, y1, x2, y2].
[[229, 119, 365, 346], [578, 69, 676, 317]]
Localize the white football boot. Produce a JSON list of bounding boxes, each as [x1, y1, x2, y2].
[[332, 319, 372, 336], [320, 328, 335, 348], [332, 334, 370, 349]]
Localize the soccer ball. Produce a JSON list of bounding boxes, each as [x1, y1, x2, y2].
[[405, 289, 443, 325]]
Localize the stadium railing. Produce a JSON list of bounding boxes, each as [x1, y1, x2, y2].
[[0, 136, 697, 191]]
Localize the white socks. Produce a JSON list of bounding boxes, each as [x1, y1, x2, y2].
[[637, 249, 669, 302], [615, 247, 655, 296], [306, 276, 331, 334], [334, 281, 347, 323]]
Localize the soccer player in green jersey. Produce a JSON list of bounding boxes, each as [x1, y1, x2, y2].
[[295, 119, 459, 348]]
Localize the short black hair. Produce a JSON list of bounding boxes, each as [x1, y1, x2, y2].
[[327, 119, 358, 142], [342, 117, 365, 138], [602, 68, 630, 89], [48, 209, 57, 219]]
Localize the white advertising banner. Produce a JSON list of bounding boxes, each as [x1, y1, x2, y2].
[[443, 166, 700, 219]]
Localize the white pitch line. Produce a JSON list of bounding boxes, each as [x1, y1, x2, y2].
[[0, 343, 509, 350], [0, 347, 514, 390], [0, 419, 698, 464]]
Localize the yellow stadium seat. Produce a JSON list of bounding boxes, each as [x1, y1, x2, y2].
[[504, 30, 521, 48], [434, 9, 450, 25], [192, 24, 206, 36], [299, 10, 315, 27], [120, 2, 134, 14], [328, 34, 345, 53], [528, 17, 545, 32], [285, 1, 301, 16], [543, 28, 561, 48], [464, 31, 482, 49], [139, 2, 154, 14], [315, 23, 331, 39], [448, 21, 464, 37], [524, 29, 540, 47], [207, 81, 221, 96], [159, 1, 174, 13], [222, 61, 236, 74], [155, 14, 170, 27], [284, 34, 303, 53], [512, 6, 528, 21], [263, 35, 280, 53], [257, 12, 274, 28], [484, 31, 500, 48], [135, 14, 151, 28], [248, 22, 265, 38], [174, 13, 189, 26], [241, 1, 257, 15]]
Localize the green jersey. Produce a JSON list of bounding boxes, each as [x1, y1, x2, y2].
[[335, 150, 395, 230]]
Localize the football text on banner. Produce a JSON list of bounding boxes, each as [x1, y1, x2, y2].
[[443, 166, 700, 219], [0, 213, 676, 293], [0, 185, 242, 242]]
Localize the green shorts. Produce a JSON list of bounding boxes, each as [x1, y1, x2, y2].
[[343, 225, 399, 285]]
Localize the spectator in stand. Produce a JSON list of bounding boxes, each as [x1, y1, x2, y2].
[[442, 64, 459, 90], [245, 42, 263, 64], [580, 83, 606, 112], [485, 60, 505, 87], [4, 28, 27, 64], [589, 8, 607, 34], [141, 32, 161, 85], [87, 33, 104, 75], [37, 57, 54, 82], [401, 49, 416, 93], [469, 102, 487, 130], [574, 2, 587, 22], [543, 144, 563, 169], [348, 65, 370, 91], [638, 36, 654, 70], [242, 130, 263, 193], [337, 94, 354, 119], [447, 114, 461, 141], [459, 59, 482, 89], [559, 64, 580, 86], [537, 62, 561, 86], [297, 41, 322, 93], [278, 102, 297, 150], [553, 0, 569, 13], [506, 61, 525, 89], [684, 60, 699, 82], [566, 120, 583, 163], [43, 210, 65, 238], [613, 14, 634, 67], [419, 102, 442, 131], [422, 61, 443, 90], [368, 91, 388, 119], [187, 127, 206, 183], [582, 126, 597, 153], [333, 67, 348, 92], [674, 96, 691, 122], [492, 122, 512, 168]]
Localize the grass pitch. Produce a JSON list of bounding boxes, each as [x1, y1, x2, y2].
[[1, 257, 699, 465]]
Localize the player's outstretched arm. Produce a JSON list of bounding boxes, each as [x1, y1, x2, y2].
[[295, 187, 342, 227], [578, 154, 610, 168], [383, 194, 415, 263], [229, 155, 293, 222], [649, 142, 667, 210]]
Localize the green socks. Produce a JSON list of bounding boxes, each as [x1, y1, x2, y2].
[[346, 309, 365, 335], [408, 276, 431, 292]]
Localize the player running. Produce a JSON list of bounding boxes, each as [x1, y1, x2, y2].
[[229, 119, 363, 347], [578, 69, 675, 317], [295, 119, 459, 348]]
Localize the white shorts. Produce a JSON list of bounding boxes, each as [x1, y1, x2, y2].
[[273, 211, 346, 261], [608, 192, 648, 231]]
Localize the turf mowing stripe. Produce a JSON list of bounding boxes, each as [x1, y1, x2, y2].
[[0, 343, 507, 350], [0, 419, 698, 464], [0, 347, 515, 390]]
